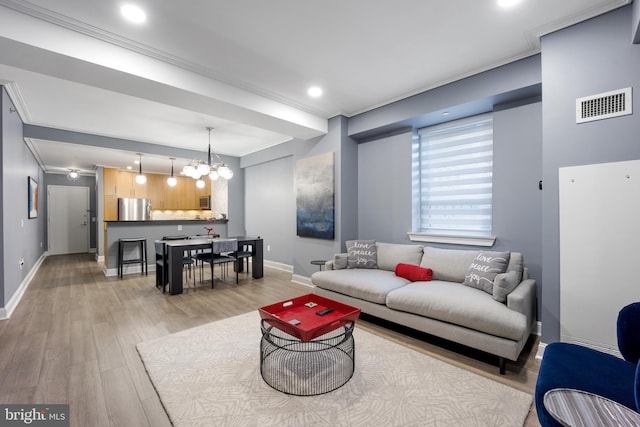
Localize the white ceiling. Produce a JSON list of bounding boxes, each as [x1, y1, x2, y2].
[[0, 0, 631, 175]]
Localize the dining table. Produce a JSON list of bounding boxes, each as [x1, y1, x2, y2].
[[164, 236, 263, 295]]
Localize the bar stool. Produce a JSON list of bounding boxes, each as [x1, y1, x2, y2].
[[118, 238, 148, 278]]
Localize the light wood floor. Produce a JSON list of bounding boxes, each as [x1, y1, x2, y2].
[[0, 254, 541, 426]]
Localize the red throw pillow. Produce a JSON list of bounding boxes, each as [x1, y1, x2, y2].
[[395, 263, 433, 282]]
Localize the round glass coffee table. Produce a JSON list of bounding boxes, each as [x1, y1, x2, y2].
[[260, 319, 355, 396]]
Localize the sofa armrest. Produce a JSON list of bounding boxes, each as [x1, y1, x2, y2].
[[507, 278, 536, 332]]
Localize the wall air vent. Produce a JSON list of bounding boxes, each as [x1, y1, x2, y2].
[[576, 87, 632, 123]]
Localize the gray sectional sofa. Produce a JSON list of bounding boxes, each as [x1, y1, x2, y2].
[[311, 242, 537, 374]]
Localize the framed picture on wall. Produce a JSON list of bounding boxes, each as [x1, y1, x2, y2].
[[295, 152, 335, 240], [28, 176, 38, 219]]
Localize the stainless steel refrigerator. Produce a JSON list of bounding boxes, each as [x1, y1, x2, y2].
[[118, 198, 152, 221]]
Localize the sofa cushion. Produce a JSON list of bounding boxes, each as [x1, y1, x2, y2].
[[311, 269, 408, 304], [386, 281, 528, 341], [376, 242, 424, 271], [333, 253, 348, 270], [395, 263, 433, 282], [346, 240, 378, 269], [506, 252, 524, 283], [462, 251, 510, 294], [492, 270, 520, 303], [420, 247, 479, 282]]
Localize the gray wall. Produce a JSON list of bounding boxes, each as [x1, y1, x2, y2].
[[493, 102, 542, 302], [540, 5, 640, 342], [1, 87, 45, 311], [243, 117, 358, 277], [225, 155, 245, 237], [357, 131, 413, 243], [244, 154, 295, 265], [43, 173, 97, 251]]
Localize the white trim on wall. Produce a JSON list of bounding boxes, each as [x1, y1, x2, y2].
[[0, 252, 46, 320], [265, 260, 293, 273], [291, 275, 313, 287], [408, 232, 496, 247], [536, 342, 547, 360]]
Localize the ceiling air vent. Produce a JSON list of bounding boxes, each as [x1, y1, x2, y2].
[[576, 87, 632, 123]]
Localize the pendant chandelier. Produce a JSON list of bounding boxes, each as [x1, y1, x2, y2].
[[182, 127, 233, 182], [135, 153, 146, 184], [166, 157, 177, 187]]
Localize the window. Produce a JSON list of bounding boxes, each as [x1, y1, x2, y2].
[[412, 113, 494, 244]]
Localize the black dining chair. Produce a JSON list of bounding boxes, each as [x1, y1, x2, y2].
[[199, 252, 237, 288], [233, 243, 252, 275], [195, 239, 238, 288]]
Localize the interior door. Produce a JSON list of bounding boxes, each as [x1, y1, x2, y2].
[[48, 185, 90, 255]]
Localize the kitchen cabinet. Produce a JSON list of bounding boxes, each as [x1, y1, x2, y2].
[[117, 171, 147, 198], [146, 174, 165, 209], [102, 168, 213, 216], [104, 168, 118, 196], [195, 178, 211, 200], [163, 176, 182, 210], [104, 195, 119, 221], [103, 168, 120, 220]]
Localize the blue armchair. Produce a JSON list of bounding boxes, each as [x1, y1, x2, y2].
[[535, 302, 640, 426]]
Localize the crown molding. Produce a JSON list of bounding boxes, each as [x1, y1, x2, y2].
[[1, 80, 32, 122]]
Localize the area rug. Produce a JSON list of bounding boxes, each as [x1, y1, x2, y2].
[[137, 311, 532, 426]]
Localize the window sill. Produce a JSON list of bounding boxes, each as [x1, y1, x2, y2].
[[407, 232, 496, 247]]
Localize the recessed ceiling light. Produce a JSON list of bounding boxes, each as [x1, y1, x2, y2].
[[497, 0, 521, 7], [120, 4, 147, 24], [308, 86, 323, 97]]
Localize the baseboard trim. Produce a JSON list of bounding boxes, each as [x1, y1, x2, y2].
[[104, 264, 157, 277], [0, 252, 46, 320], [264, 260, 292, 273], [291, 275, 313, 287], [536, 342, 547, 360]]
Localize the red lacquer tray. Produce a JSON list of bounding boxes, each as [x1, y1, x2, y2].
[[258, 294, 361, 342]]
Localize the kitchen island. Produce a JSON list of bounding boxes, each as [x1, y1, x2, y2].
[[104, 219, 228, 276]]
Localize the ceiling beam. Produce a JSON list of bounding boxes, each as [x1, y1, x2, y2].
[[0, 5, 327, 140]]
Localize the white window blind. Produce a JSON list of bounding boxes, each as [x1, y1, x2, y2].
[[416, 114, 493, 237]]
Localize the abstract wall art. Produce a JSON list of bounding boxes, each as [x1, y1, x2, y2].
[[296, 152, 335, 239]]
